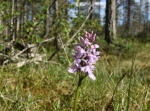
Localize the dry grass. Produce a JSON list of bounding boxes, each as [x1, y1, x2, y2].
[[0, 40, 150, 111]]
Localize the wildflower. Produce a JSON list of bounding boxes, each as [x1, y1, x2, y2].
[[68, 31, 100, 80]]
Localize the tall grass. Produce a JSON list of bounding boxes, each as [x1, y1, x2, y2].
[[0, 40, 150, 111]]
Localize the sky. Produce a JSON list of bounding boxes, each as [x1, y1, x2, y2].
[[68, 0, 149, 24], [135, 0, 150, 3], [68, 0, 106, 21]]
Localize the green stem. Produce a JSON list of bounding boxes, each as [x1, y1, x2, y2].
[[74, 76, 84, 111]]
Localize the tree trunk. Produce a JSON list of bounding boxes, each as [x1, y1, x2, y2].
[[65, 0, 68, 15], [145, 0, 149, 35], [139, 0, 142, 30], [125, 0, 130, 35], [89, 0, 94, 19], [46, 6, 50, 34], [19, 0, 22, 38], [10, 0, 16, 41], [76, 0, 80, 16], [52, 0, 58, 25], [105, 0, 117, 45], [99, 0, 101, 24], [20, 0, 25, 38], [24, 0, 28, 22]]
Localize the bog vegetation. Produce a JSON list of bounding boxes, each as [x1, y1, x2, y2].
[[0, 0, 150, 111]]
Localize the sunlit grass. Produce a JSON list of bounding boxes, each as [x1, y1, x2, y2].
[[0, 40, 150, 111]]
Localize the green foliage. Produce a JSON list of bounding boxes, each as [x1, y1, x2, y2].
[[59, 55, 68, 65], [68, 15, 102, 45], [0, 0, 150, 110], [0, 24, 4, 34]]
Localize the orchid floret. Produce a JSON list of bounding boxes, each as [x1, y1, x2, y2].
[[68, 31, 100, 80]]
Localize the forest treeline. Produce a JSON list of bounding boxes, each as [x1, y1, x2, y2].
[[0, 0, 150, 66]]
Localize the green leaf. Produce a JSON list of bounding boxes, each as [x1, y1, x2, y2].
[[42, 47, 47, 53], [36, 37, 43, 43], [60, 22, 65, 27]]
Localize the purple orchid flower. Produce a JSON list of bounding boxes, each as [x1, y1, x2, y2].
[[68, 31, 100, 80]]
